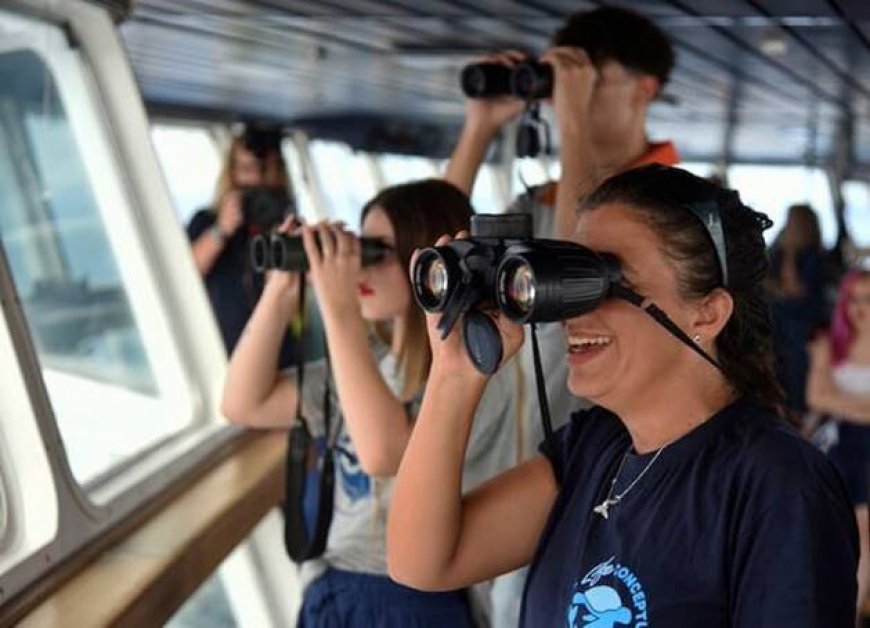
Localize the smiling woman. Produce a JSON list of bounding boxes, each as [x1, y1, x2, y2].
[[387, 165, 860, 628]]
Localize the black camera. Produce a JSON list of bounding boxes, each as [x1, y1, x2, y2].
[[460, 59, 553, 100], [241, 187, 294, 231], [250, 233, 392, 273], [412, 213, 622, 374]]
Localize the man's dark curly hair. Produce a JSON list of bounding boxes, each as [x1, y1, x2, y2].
[[553, 6, 675, 87]]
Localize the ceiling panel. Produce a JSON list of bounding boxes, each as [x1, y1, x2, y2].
[[119, 0, 870, 169]]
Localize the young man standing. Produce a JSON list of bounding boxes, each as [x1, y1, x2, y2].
[[443, 8, 679, 627]]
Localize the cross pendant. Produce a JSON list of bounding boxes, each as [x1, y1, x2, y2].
[[593, 498, 617, 520]]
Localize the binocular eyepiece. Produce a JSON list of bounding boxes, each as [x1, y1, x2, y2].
[[250, 233, 392, 273], [411, 214, 622, 374], [460, 59, 553, 101]]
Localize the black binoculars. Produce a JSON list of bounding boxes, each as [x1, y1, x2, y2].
[[460, 59, 553, 100], [250, 233, 392, 273], [412, 214, 621, 373]]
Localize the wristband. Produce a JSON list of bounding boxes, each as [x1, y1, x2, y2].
[[207, 224, 227, 244]]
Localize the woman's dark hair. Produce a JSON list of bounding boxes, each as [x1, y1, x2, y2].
[[552, 6, 675, 87], [581, 164, 786, 415], [361, 179, 474, 397]]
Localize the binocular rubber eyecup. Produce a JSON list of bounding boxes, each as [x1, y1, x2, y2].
[[250, 234, 270, 273]]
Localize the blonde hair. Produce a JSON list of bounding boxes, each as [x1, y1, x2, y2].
[[212, 135, 291, 209]]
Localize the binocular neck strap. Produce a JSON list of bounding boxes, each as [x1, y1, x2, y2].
[[610, 285, 723, 373], [294, 279, 307, 423], [530, 323, 555, 447]]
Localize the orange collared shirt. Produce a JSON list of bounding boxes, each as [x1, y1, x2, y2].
[[536, 140, 680, 207]]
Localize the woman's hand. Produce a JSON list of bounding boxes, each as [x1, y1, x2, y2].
[[262, 215, 302, 320], [216, 190, 244, 237], [415, 233, 524, 382], [302, 221, 362, 317]]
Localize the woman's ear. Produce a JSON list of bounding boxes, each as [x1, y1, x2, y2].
[[691, 288, 734, 346]]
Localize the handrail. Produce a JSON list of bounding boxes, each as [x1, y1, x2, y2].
[[13, 431, 286, 627]]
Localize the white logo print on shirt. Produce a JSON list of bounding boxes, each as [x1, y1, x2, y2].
[[566, 556, 650, 627]]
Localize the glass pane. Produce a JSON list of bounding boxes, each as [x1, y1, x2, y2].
[[168, 572, 238, 628], [309, 141, 376, 228], [728, 165, 837, 248], [150, 124, 221, 225], [680, 161, 719, 179], [511, 158, 551, 198], [282, 140, 319, 223], [379, 153, 437, 187], [0, 473, 6, 540], [844, 180, 870, 248], [471, 164, 504, 214], [0, 47, 192, 486]]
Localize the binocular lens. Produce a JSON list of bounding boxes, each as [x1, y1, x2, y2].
[[503, 263, 536, 315], [414, 249, 455, 312], [424, 258, 449, 302]]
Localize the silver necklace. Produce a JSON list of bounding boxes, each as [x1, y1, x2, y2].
[[593, 445, 667, 520]]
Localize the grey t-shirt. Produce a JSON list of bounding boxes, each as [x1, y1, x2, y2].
[[285, 350, 521, 590]]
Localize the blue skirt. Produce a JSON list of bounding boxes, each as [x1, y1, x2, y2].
[[298, 568, 475, 628]]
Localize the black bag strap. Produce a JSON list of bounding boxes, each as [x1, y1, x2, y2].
[[283, 281, 342, 563]]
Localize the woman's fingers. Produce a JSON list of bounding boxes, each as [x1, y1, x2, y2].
[[335, 225, 358, 258], [301, 225, 321, 268]]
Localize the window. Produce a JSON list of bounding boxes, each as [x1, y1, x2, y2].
[[728, 165, 837, 248], [282, 138, 320, 223], [167, 513, 298, 628], [844, 180, 870, 249], [0, 36, 194, 489], [309, 141, 376, 228], [150, 124, 222, 225], [470, 164, 505, 214], [379, 153, 437, 187], [511, 157, 552, 198]]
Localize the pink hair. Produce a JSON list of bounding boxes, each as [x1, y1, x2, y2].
[[830, 270, 870, 365]]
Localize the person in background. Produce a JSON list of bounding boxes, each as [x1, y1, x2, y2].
[[222, 179, 520, 627], [807, 269, 870, 625], [187, 126, 299, 367], [388, 165, 858, 627], [769, 203, 827, 420], [443, 8, 679, 624]]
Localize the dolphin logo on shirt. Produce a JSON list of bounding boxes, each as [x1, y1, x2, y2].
[[567, 585, 632, 627]]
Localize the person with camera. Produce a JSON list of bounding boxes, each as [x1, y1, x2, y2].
[[387, 165, 858, 626], [187, 126, 298, 364], [221, 179, 520, 627]]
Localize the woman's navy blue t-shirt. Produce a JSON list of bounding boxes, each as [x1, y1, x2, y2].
[[187, 209, 298, 367], [521, 399, 858, 628]]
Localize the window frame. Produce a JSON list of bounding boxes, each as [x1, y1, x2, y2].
[[0, 0, 246, 609]]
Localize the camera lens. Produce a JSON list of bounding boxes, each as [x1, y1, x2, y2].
[[413, 248, 457, 312]]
